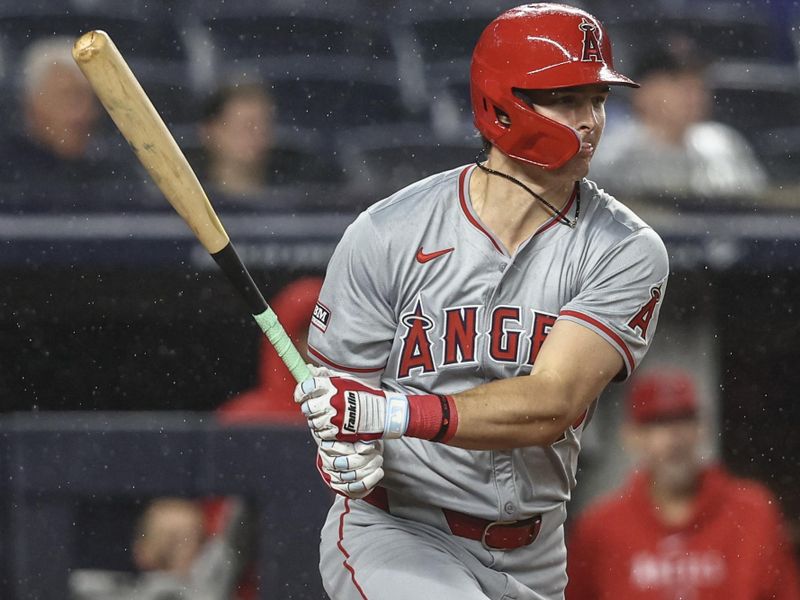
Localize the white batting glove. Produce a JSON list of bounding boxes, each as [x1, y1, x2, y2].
[[294, 375, 409, 442], [316, 440, 384, 499], [306, 364, 337, 379]]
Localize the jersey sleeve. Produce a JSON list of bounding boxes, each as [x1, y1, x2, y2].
[[307, 211, 396, 380], [558, 227, 669, 379]]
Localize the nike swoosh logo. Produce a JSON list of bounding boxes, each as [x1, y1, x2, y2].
[[416, 246, 454, 264]]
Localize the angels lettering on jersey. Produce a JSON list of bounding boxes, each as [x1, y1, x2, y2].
[[397, 298, 557, 379], [396, 291, 662, 381]]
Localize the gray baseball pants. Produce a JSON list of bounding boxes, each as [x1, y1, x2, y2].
[[318, 495, 568, 600]]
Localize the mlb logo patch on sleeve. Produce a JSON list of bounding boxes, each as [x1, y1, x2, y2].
[[312, 301, 331, 332]]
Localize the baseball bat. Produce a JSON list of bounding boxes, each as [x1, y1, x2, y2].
[[72, 30, 311, 383]]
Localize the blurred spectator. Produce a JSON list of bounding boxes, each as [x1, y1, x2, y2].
[[0, 37, 136, 207], [71, 496, 250, 599], [197, 82, 275, 203], [566, 369, 800, 600], [217, 275, 324, 424], [132, 497, 207, 577], [591, 41, 768, 205]]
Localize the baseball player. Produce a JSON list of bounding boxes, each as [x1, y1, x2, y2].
[[295, 4, 670, 599]]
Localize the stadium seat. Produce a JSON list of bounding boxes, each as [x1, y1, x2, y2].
[[708, 62, 800, 138], [181, 1, 416, 127], [605, 5, 786, 71], [200, 14, 392, 64], [338, 123, 480, 197], [388, 1, 520, 112], [0, 3, 186, 69], [752, 126, 800, 184], [126, 61, 198, 128], [251, 62, 415, 132], [427, 67, 473, 138], [266, 126, 345, 187], [186, 0, 394, 72]]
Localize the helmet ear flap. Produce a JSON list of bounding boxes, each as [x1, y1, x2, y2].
[[501, 99, 582, 169], [472, 78, 581, 170]]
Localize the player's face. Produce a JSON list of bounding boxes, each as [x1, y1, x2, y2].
[[522, 84, 610, 179]]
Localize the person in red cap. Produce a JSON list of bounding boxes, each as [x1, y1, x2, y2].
[[565, 369, 800, 600]]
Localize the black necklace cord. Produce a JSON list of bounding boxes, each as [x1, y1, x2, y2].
[[473, 146, 580, 229]]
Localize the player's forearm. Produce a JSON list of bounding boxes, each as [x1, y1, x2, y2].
[[447, 371, 583, 450], [297, 366, 603, 449]]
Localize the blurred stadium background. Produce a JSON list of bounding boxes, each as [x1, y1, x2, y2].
[[1, 0, 799, 598]]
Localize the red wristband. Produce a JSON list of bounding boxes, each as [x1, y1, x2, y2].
[[406, 394, 459, 443]]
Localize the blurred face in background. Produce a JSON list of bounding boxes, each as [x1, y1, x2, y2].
[[633, 69, 710, 143], [25, 63, 99, 159], [133, 498, 206, 577], [628, 417, 704, 495], [202, 91, 274, 170]]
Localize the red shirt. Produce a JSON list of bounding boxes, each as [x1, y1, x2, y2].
[[566, 466, 800, 600]]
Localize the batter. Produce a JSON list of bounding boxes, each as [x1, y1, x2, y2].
[[295, 4, 670, 599]]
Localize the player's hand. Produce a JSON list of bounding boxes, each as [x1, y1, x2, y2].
[[316, 440, 384, 499], [294, 376, 409, 442]]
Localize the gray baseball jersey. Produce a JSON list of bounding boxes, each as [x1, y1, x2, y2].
[[308, 164, 669, 599]]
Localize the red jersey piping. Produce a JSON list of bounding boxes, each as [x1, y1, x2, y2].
[[457, 166, 504, 253], [559, 310, 635, 375], [337, 498, 369, 599]]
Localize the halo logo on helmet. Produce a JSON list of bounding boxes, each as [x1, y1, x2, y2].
[[470, 3, 639, 170], [579, 19, 603, 62]]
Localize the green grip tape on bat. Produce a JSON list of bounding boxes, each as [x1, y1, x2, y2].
[[253, 307, 311, 383], [209, 243, 312, 384]]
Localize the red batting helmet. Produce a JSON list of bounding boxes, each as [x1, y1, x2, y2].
[[471, 3, 638, 169]]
